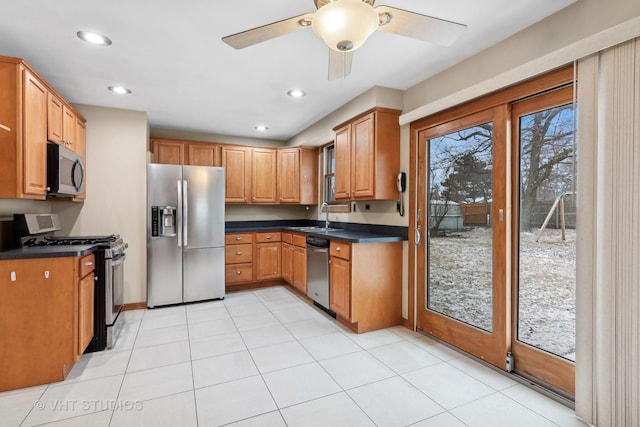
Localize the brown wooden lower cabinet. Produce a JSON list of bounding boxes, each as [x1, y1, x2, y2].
[[291, 245, 307, 293], [224, 231, 403, 334], [329, 255, 351, 319], [0, 253, 96, 392], [77, 253, 96, 355], [281, 241, 293, 283], [329, 240, 402, 333]]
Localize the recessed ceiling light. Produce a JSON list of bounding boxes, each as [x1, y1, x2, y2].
[[254, 125, 269, 132], [77, 31, 112, 46], [287, 89, 306, 98], [108, 86, 131, 95]]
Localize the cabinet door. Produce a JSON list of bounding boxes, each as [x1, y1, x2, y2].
[[153, 140, 185, 165], [292, 246, 307, 293], [188, 143, 220, 166], [252, 148, 277, 203], [47, 92, 63, 144], [75, 118, 86, 160], [278, 148, 300, 203], [334, 124, 351, 200], [222, 146, 251, 203], [78, 273, 95, 355], [22, 69, 47, 197], [330, 256, 351, 319], [0, 257, 75, 391], [281, 242, 293, 284], [256, 242, 281, 280], [350, 112, 375, 199], [62, 105, 76, 152]]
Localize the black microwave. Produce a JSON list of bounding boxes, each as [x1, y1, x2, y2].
[[47, 143, 85, 197]]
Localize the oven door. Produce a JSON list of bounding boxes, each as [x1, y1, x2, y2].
[[105, 254, 125, 326]]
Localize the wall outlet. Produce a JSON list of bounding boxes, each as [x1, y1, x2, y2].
[[365, 204, 370, 210]]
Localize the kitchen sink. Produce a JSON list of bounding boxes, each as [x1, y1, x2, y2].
[[289, 226, 343, 232]]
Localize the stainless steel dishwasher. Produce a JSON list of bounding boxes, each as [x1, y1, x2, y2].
[[306, 236, 334, 316]]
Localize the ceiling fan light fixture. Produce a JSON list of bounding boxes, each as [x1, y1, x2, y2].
[[312, 0, 378, 52]]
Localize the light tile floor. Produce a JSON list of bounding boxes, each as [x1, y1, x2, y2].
[[1, 286, 589, 427]]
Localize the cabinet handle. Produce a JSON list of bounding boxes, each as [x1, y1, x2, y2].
[[84, 261, 93, 266], [336, 247, 341, 252], [266, 235, 272, 239], [252, 197, 256, 201], [235, 237, 242, 241], [236, 251, 242, 255], [0, 123, 10, 132], [44, 270, 50, 279], [94, 276, 98, 281], [236, 270, 242, 275]]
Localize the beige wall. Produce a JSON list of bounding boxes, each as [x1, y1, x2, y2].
[[0, 200, 51, 216], [52, 105, 148, 304], [402, 0, 640, 120]]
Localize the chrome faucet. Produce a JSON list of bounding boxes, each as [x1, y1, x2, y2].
[[321, 202, 329, 229]]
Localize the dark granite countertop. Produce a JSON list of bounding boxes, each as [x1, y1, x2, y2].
[[226, 220, 408, 243], [0, 245, 97, 260]]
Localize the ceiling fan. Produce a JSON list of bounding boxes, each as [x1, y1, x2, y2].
[[222, 0, 466, 80]]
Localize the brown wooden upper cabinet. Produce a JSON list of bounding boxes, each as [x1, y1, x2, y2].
[[188, 142, 220, 166], [151, 138, 185, 165], [47, 92, 63, 144], [277, 147, 318, 204], [334, 108, 401, 201], [151, 138, 223, 166], [222, 145, 252, 203], [152, 139, 317, 205], [0, 58, 48, 199], [47, 93, 80, 153], [252, 148, 277, 203]]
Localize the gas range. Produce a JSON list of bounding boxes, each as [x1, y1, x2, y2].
[[20, 234, 127, 258], [13, 213, 127, 258]]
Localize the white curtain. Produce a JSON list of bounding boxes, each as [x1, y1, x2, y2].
[[576, 38, 640, 427]]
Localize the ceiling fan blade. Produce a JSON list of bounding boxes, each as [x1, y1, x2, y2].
[[222, 12, 314, 49], [375, 5, 466, 47], [328, 49, 353, 81]]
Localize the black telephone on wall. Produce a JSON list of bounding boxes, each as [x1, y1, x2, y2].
[[397, 172, 406, 216], [397, 172, 406, 193]]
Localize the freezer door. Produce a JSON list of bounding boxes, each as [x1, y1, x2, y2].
[[183, 246, 225, 302], [182, 166, 225, 249], [147, 164, 183, 307]]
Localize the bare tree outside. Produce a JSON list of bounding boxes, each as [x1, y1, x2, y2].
[[518, 102, 576, 360]]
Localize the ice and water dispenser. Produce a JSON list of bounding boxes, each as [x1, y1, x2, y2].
[[151, 206, 177, 237]]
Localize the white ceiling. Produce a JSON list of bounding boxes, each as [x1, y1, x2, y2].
[[0, 0, 575, 141]]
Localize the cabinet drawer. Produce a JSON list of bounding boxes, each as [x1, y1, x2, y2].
[[225, 263, 253, 284], [225, 244, 253, 263], [78, 253, 95, 278], [330, 241, 351, 260], [225, 233, 254, 244], [292, 234, 306, 247], [281, 232, 292, 244], [256, 232, 281, 243]]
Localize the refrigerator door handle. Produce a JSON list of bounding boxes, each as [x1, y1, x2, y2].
[[177, 180, 183, 247], [183, 180, 188, 247]]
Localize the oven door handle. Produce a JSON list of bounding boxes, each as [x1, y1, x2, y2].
[[110, 254, 126, 266]]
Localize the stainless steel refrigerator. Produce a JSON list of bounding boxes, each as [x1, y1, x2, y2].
[[147, 163, 225, 307]]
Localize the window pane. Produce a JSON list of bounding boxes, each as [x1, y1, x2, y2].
[[517, 102, 576, 361], [427, 122, 494, 332]]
